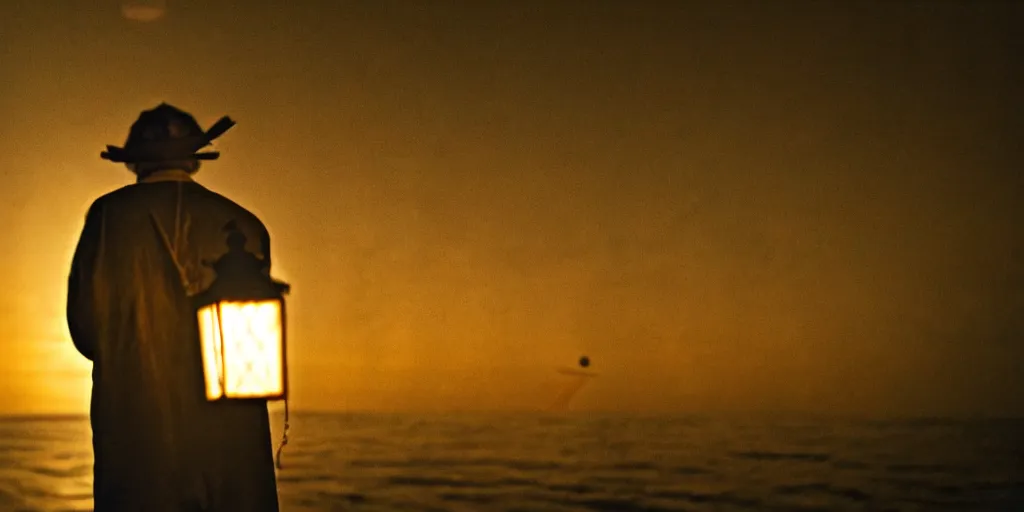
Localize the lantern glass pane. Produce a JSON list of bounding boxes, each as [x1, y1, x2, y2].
[[221, 300, 285, 399], [197, 304, 224, 400], [198, 299, 284, 400]]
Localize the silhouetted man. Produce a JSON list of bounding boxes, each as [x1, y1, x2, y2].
[[67, 103, 279, 511]]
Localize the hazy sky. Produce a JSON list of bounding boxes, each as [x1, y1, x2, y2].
[[1, 0, 1021, 416]]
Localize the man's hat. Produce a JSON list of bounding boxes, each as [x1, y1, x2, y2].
[[101, 103, 236, 164]]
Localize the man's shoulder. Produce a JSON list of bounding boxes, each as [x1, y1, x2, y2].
[[93, 182, 267, 232], [189, 184, 262, 218], [194, 186, 269, 234]]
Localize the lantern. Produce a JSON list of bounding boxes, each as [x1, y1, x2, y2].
[[194, 222, 290, 401]]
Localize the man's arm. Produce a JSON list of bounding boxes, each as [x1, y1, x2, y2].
[[66, 201, 106, 361]]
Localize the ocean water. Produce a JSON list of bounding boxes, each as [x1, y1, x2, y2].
[[0, 413, 1022, 511]]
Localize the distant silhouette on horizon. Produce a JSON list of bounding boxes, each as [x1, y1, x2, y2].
[[549, 356, 597, 411]]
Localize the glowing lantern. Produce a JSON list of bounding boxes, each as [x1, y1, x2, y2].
[[194, 222, 290, 401]]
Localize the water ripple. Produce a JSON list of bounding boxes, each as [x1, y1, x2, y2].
[[649, 489, 761, 508], [774, 482, 872, 502], [732, 451, 831, 463], [387, 475, 491, 489]]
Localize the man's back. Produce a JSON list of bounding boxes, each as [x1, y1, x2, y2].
[[68, 175, 280, 511]]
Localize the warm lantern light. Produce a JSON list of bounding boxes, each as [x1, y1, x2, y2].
[[194, 221, 290, 401], [198, 300, 285, 400]]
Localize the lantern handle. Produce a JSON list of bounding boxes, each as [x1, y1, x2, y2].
[[275, 399, 290, 470]]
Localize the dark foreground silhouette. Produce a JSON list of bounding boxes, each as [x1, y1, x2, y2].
[[67, 104, 279, 510]]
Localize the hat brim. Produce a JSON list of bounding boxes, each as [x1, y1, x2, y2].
[[101, 146, 221, 163], [102, 115, 235, 164]]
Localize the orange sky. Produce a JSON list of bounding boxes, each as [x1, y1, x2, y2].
[[1, 1, 1021, 416]]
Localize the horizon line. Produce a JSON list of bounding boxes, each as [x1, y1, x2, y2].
[[2, 410, 1022, 421]]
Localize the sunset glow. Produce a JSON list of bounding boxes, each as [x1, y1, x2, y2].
[[1, 1, 1021, 417]]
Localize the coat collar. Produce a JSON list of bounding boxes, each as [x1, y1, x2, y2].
[[138, 169, 195, 184]]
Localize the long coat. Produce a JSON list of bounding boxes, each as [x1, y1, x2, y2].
[[67, 172, 280, 511]]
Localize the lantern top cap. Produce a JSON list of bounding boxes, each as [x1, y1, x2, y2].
[[194, 221, 290, 304]]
